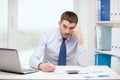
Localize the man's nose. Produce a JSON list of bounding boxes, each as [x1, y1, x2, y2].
[[65, 29, 70, 33]]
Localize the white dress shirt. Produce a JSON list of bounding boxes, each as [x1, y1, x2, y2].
[[29, 27, 88, 69]]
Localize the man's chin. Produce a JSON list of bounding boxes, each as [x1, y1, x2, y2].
[[64, 35, 70, 39]]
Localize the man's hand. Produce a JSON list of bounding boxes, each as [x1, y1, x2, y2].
[[38, 63, 56, 72], [73, 26, 83, 45]]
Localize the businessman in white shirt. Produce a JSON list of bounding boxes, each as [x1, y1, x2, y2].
[[29, 11, 88, 72]]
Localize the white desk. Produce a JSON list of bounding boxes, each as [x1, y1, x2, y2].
[[0, 66, 120, 80]]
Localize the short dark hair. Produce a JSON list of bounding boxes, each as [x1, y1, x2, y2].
[[61, 11, 78, 24]]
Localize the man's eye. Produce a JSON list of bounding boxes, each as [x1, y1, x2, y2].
[[70, 27, 74, 30], [63, 25, 67, 29]]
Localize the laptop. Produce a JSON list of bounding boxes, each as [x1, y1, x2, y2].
[[0, 48, 38, 74]]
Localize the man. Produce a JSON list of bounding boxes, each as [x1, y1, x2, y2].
[[29, 11, 88, 72]]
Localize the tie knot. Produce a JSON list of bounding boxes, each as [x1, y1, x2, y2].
[[62, 38, 66, 41]]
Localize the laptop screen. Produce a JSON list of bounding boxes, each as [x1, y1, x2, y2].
[[0, 48, 23, 73]]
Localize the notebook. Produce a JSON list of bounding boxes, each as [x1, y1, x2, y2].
[[0, 48, 38, 74]]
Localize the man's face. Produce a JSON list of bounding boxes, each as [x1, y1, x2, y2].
[[59, 20, 76, 39]]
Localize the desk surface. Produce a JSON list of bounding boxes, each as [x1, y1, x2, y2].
[[0, 66, 120, 79]]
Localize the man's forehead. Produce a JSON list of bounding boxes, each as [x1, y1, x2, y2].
[[62, 20, 76, 27]]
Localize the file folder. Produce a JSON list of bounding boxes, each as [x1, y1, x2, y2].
[[95, 54, 112, 67], [95, 26, 111, 50], [100, 0, 110, 21], [101, 26, 111, 50]]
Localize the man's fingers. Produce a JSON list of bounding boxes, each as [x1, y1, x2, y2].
[[46, 63, 56, 70], [43, 63, 52, 71], [39, 63, 56, 72]]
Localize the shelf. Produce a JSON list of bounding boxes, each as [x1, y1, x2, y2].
[[96, 21, 120, 27], [95, 49, 120, 58]]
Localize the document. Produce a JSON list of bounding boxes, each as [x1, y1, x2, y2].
[[38, 66, 111, 79]]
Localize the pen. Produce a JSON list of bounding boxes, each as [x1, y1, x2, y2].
[[97, 75, 109, 77], [78, 72, 88, 74], [47, 60, 51, 63]]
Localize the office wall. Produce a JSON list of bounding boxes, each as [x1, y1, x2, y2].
[[87, 0, 96, 65], [74, 0, 96, 66], [17, 0, 73, 52], [0, 0, 8, 48]]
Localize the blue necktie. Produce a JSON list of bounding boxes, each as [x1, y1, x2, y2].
[[58, 38, 66, 65]]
